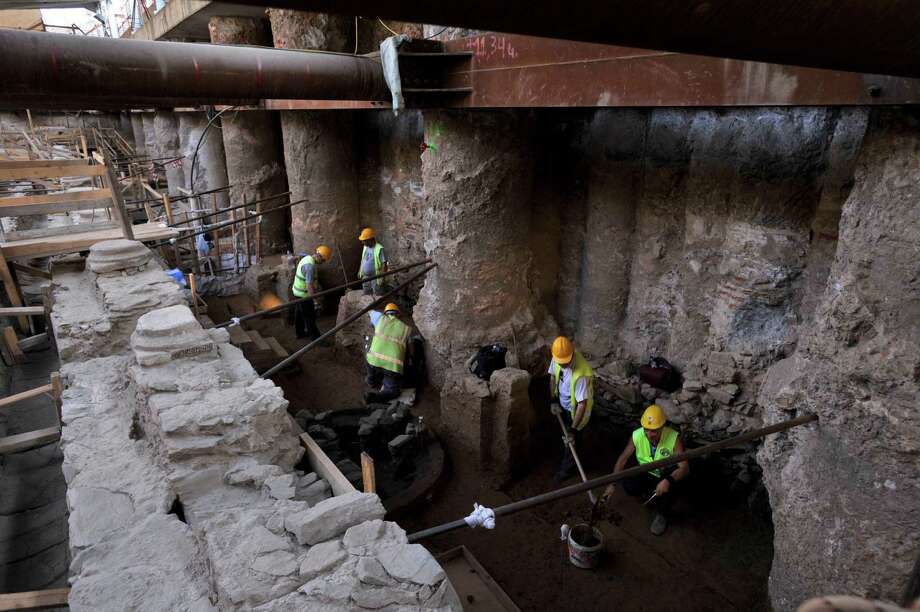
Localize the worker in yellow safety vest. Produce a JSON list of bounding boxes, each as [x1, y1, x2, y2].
[[291, 245, 331, 340], [548, 336, 594, 483], [357, 227, 388, 296], [603, 403, 690, 536], [365, 302, 412, 403]]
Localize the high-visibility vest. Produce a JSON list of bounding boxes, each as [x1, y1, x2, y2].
[[292, 255, 315, 298], [366, 315, 411, 374], [359, 243, 384, 278], [632, 426, 678, 478], [551, 350, 594, 431]]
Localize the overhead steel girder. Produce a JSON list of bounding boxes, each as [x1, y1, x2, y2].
[[219, 0, 920, 78], [0, 29, 389, 108]]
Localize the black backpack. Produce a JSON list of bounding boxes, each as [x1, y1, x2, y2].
[[469, 344, 507, 381], [638, 356, 681, 392]]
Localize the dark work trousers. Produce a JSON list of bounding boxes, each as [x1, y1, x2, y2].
[[365, 363, 401, 402], [294, 299, 321, 340], [623, 466, 683, 517], [557, 410, 583, 478]]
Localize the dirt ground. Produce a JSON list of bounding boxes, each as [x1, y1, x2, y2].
[[209, 297, 773, 612]]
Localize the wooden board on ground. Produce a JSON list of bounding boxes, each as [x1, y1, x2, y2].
[[436, 546, 522, 612], [0, 426, 60, 455], [0, 586, 70, 611], [299, 432, 357, 497], [0, 222, 179, 258]]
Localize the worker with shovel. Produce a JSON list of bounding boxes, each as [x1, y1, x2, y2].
[[603, 404, 690, 536], [291, 245, 331, 341], [548, 336, 595, 484], [357, 227, 389, 296]]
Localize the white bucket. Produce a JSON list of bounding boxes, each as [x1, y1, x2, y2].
[[567, 523, 604, 569]]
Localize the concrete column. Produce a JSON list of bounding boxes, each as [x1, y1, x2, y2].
[[268, 9, 360, 282], [152, 111, 183, 197], [413, 111, 557, 382], [130, 113, 146, 156], [208, 16, 290, 255], [177, 113, 230, 209]]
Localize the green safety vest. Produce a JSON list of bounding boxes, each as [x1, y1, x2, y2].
[[359, 243, 384, 278], [551, 350, 594, 431], [366, 315, 411, 374], [292, 255, 315, 298], [632, 426, 678, 478]]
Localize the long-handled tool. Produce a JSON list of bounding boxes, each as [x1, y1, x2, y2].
[[554, 410, 597, 504]]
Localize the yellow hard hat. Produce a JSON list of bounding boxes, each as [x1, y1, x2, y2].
[[315, 245, 332, 261], [551, 336, 574, 365], [641, 404, 666, 430], [384, 302, 400, 314], [359, 227, 376, 241]]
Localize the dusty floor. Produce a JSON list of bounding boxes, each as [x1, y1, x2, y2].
[[209, 296, 773, 612]]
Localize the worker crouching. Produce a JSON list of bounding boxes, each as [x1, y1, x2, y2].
[[365, 302, 412, 403], [291, 245, 331, 341], [604, 404, 690, 536], [548, 336, 594, 483]]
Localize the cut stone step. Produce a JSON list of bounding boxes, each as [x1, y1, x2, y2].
[[227, 325, 252, 346], [246, 329, 272, 352], [264, 336, 289, 358]]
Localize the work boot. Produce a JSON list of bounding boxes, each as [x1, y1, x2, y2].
[[650, 512, 668, 536]]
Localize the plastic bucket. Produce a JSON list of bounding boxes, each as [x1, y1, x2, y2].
[[567, 523, 604, 569]]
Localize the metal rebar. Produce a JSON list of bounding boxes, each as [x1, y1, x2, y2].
[[215, 258, 433, 328], [260, 263, 437, 379], [168, 191, 291, 227], [406, 413, 819, 543], [125, 183, 233, 207]]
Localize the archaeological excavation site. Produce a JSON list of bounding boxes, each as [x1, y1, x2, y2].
[[0, 2, 918, 611]]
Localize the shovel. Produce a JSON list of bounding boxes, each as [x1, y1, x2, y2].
[[555, 410, 597, 504]]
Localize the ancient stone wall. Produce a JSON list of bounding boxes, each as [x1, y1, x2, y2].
[[51, 240, 460, 611], [757, 108, 920, 609]]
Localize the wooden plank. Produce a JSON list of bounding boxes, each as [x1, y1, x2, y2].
[[299, 433, 357, 497], [50, 371, 63, 424], [0, 426, 61, 455], [141, 181, 161, 199], [0, 383, 51, 410], [361, 452, 376, 494], [0, 222, 179, 259], [2, 326, 24, 363], [0, 246, 29, 330], [0, 586, 70, 611], [0, 188, 114, 209], [189, 273, 200, 317], [0, 165, 106, 181], [9, 263, 51, 280], [18, 332, 47, 351], [162, 195, 174, 225], [0, 200, 113, 217], [101, 160, 134, 241], [436, 546, 522, 612], [4, 223, 117, 242], [0, 159, 89, 169], [0, 306, 45, 316]]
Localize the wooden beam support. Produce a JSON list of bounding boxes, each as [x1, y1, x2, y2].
[[0, 164, 105, 181], [18, 332, 48, 351], [299, 433, 357, 497], [0, 246, 29, 330], [0, 306, 45, 317], [101, 159, 134, 241], [9, 263, 51, 280], [361, 452, 376, 494], [50, 371, 63, 424], [0, 383, 52, 410], [0, 426, 60, 455], [0, 586, 70, 611], [2, 326, 24, 363]]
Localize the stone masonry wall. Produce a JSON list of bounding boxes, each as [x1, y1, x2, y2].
[[51, 240, 460, 611]]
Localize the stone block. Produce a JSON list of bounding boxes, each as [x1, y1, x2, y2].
[[706, 352, 738, 384], [296, 478, 331, 506], [284, 492, 385, 545], [709, 383, 740, 405], [376, 543, 446, 586], [130, 305, 215, 366], [224, 460, 285, 488], [342, 519, 408, 556], [264, 474, 297, 500], [299, 539, 347, 580], [488, 367, 531, 482], [356, 556, 393, 586], [682, 379, 704, 392], [87, 239, 152, 274], [388, 434, 412, 454]]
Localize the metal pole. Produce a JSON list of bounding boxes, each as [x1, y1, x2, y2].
[[407, 413, 819, 543], [215, 258, 433, 328], [125, 184, 234, 208], [555, 412, 596, 504], [261, 263, 437, 379], [0, 30, 390, 106], [168, 191, 291, 227], [148, 199, 307, 248]]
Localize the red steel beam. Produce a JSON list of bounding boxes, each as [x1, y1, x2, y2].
[[218, 0, 920, 79]]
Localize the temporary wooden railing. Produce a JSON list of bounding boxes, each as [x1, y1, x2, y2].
[[0, 586, 70, 610], [0, 371, 63, 456]]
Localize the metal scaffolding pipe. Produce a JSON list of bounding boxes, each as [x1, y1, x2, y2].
[[221, 0, 920, 78], [0, 30, 390, 107], [407, 413, 819, 542]]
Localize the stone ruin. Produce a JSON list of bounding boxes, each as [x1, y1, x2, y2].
[[50, 240, 461, 611]]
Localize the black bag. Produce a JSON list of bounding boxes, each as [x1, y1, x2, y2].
[[638, 356, 681, 392], [469, 344, 507, 381]]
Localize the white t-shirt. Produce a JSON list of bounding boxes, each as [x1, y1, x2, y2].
[[549, 360, 589, 410]]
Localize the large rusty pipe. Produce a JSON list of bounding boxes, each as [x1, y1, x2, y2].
[[0, 29, 389, 105], [220, 0, 920, 78]]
